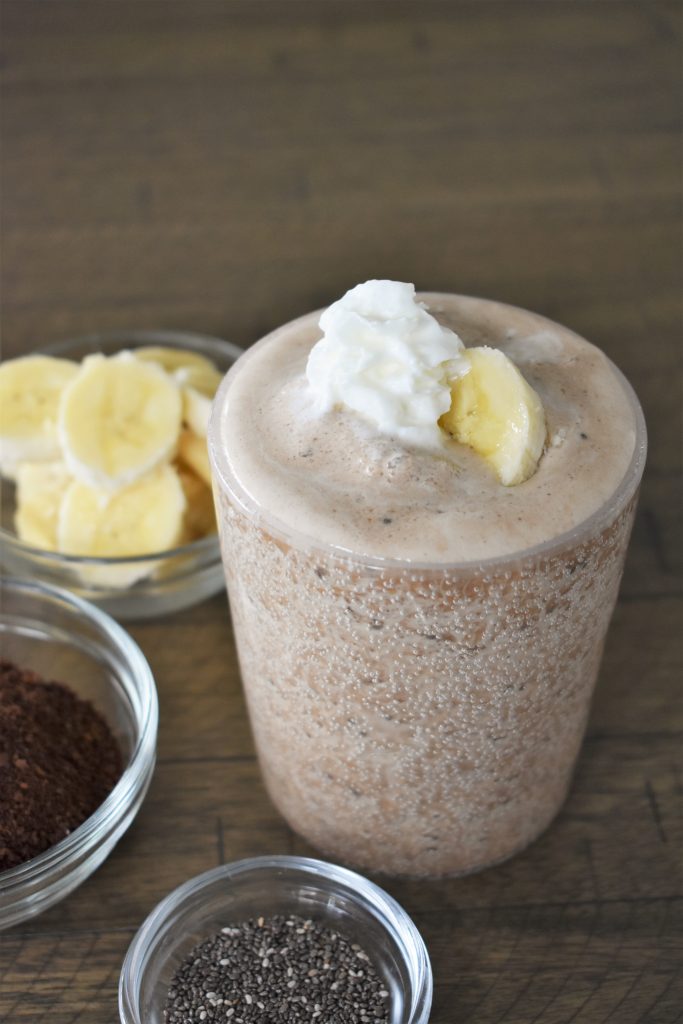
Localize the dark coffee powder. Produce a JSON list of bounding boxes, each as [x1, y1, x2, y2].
[[0, 658, 123, 871]]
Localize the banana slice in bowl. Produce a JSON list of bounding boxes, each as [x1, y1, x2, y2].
[[57, 465, 186, 588], [15, 461, 72, 550], [0, 356, 79, 476], [177, 427, 213, 486], [175, 364, 224, 438], [59, 353, 183, 490], [133, 345, 218, 375]]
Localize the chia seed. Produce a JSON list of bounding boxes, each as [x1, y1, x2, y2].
[[164, 914, 390, 1023]]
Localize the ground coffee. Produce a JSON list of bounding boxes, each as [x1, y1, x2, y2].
[[0, 658, 123, 871], [164, 914, 390, 1023]]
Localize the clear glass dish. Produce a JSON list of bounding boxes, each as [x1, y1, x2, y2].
[[0, 577, 158, 930], [0, 329, 243, 620], [119, 855, 432, 1024]]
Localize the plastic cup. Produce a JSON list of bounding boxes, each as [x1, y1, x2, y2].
[[208, 299, 647, 878]]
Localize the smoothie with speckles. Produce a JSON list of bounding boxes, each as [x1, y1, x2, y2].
[[209, 285, 645, 877]]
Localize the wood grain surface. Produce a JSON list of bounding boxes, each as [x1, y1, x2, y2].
[[1, 2, 681, 1022]]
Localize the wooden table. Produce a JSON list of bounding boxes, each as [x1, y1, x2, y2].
[[1, 3, 681, 1021]]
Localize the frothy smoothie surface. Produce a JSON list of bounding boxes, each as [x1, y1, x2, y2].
[[217, 294, 637, 562]]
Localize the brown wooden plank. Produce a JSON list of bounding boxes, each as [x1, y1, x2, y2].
[[3, 902, 682, 1024], [2, 735, 681, 1020], [624, 478, 683, 597], [594, 597, 683, 735], [0, 1, 680, 1021]]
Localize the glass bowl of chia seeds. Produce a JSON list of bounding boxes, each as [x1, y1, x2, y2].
[[119, 855, 432, 1024], [0, 577, 158, 929]]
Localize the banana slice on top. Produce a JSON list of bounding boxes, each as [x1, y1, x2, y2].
[[57, 464, 186, 587], [0, 356, 78, 477], [133, 345, 217, 375], [15, 461, 72, 550], [59, 353, 182, 490], [440, 346, 547, 485]]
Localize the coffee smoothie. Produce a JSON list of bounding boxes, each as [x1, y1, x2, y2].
[[209, 283, 645, 877]]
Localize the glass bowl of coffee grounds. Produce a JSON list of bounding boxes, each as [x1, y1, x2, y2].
[[119, 855, 432, 1024], [0, 330, 242, 621], [0, 577, 158, 930]]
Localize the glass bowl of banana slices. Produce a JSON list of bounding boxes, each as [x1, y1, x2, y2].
[[0, 330, 242, 620]]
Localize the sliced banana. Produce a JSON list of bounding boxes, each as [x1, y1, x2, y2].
[[59, 352, 182, 490], [0, 356, 78, 477], [174, 364, 223, 394], [57, 464, 186, 587], [175, 365, 223, 438], [183, 389, 212, 438], [177, 428, 212, 486], [15, 461, 72, 550], [133, 345, 217, 375], [440, 346, 546, 485], [175, 462, 216, 541]]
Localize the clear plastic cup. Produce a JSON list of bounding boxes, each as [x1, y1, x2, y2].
[[208, 299, 647, 878]]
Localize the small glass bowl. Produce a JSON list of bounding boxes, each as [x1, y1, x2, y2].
[[0, 577, 158, 930], [119, 855, 432, 1024], [0, 330, 243, 620]]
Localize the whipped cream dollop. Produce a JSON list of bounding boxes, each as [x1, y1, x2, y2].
[[305, 280, 468, 447]]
